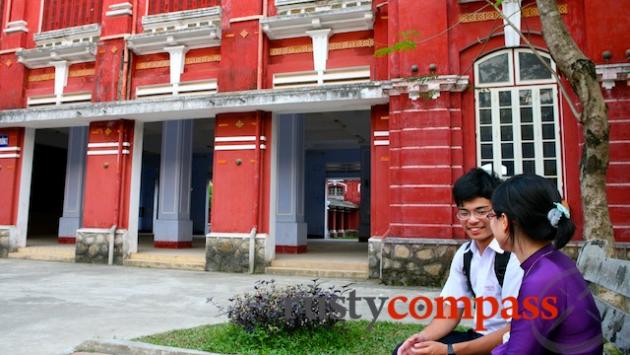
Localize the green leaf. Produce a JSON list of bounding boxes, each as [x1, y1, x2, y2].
[[495, 0, 504, 6]]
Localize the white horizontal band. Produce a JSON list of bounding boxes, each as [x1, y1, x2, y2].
[[215, 136, 267, 143], [0, 153, 20, 158], [87, 150, 130, 155], [214, 144, 266, 151], [374, 140, 390, 146], [373, 131, 390, 137], [0, 147, 20, 152], [88, 142, 131, 148]]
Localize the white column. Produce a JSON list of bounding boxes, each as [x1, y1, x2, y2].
[[274, 114, 307, 249], [154, 120, 194, 246], [58, 126, 88, 239], [502, 0, 522, 47]]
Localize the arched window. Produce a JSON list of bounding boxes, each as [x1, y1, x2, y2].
[[474, 49, 563, 191]]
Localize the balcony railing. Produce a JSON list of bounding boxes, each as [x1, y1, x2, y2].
[[274, 0, 371, 16], [149, 0, 220, 15]]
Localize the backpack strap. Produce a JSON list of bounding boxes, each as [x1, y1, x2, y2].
[[494, 251, 511, 288], [462, 242, 476, 298]]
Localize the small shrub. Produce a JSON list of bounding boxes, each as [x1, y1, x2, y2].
[[227, 279, 352, 333]]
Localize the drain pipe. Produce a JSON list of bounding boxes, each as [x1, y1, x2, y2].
[[248, 227, 257, 274], [108, 225, 117, 266]]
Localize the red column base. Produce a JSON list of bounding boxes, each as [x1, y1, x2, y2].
[[276, 245, 307, 254], [58, 237, 76, 244], [154, 241, 193, 249]]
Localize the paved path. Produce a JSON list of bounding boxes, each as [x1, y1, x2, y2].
[[0, 259, 448, 355]]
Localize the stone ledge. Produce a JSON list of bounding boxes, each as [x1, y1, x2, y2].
[[205, 236, 267, 273], [71, 338, 219, 355], [0, 228, 10, 258], [75, 229, 126, 265]]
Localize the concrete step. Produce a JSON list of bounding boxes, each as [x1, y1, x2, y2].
[[124, 253, 206, 271], [265, 266, 369, 279], [270, 259, 368, 271], [8, 248, 75, 262]]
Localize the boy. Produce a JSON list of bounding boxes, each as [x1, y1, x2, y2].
[[395, 168, 523, 355]]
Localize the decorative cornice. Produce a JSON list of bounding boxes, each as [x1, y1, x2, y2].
[[459, 3, 568, 23], [135, 55, 221, 70], [270, 38, 374, 56], [596, 63, 630, 90], [384, 76, 470, 100]]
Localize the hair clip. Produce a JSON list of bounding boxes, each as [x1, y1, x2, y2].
[[547, 202, 570, 228], [553, 202, 570, 219]]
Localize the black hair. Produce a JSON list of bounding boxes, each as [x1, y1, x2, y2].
[[453, 168, 502, 206], [491, 174, 575, 249]]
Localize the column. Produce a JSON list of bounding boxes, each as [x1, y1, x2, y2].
[[58, 127, 88, 243], [153, 120, 194, 248], [338, 209, 345, 237], [0, 128, 34, 256], [330, 209, 337, 238], [206, 112, 270, 272], [274, 115, 307, 253], [77, 120, 135, 264]]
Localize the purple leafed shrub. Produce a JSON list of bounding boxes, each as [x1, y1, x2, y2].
[[227, 279, 352, 333]]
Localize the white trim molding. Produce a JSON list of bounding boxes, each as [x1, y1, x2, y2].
[[106, 2, 133, 17], [596, 63, 630, 90], [385, 76, 469, 100], [4, 20, 29, 34]]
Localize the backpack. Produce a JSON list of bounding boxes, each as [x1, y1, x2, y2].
[[462, 241, 511, 298]]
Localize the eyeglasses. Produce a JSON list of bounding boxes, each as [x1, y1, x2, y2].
[[456, 208, 494, 221]]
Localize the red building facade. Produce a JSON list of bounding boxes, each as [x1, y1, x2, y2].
[[0, 0, 628, 284]]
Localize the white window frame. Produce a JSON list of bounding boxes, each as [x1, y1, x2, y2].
[[474, 49, 515, 88], [514, 49, 556, 85], [475, 85, 563, 192]]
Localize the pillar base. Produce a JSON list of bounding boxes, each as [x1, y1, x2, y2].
[[205, 233, 267, 273], [75, 228, 126, 265], [0, 227, 11, 258], [58, 237, 76, 244], [275, 221, 307, 251], [368, 237, 462, 287], [153, 219, 193, 246], [58, 216, 81, 240], [276, 245, 307, 254]]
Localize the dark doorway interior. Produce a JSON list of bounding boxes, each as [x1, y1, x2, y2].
[[27, 128, 68, 239]]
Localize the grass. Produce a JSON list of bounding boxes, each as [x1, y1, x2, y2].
[[136, 320, 425, 355]]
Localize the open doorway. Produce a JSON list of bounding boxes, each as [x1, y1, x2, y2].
[[135, 118, 214, 256], [303, 110, 371, 244], [26, 128, 68, 246]]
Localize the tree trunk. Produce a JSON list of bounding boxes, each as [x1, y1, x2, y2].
[[536, 0, 614, 256]]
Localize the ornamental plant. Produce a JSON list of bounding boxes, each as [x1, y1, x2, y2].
[[227, 279, 352, 333]]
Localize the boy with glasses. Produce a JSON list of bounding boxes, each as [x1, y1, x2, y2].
[[395, 168, 523, 355]]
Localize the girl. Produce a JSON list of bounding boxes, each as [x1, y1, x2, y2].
[[489, 174, 603, 354]]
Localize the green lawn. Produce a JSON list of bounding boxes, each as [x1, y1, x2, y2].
[[136, 320, 424, 355]]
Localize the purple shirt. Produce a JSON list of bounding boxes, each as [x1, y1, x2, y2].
[[492, 244, 603, 355]]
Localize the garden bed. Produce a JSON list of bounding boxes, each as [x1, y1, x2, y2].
[[136, 320, 424, 355]]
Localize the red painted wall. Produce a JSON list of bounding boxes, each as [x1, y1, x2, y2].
[[210, 112, 270, 233], [0, 128, 25, 226], [371, 104, 390, 237], [41, 0, 103, 32], [82, 120, 134, 229]]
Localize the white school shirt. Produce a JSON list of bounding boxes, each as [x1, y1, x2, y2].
[[440, 238, 523, 335]]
